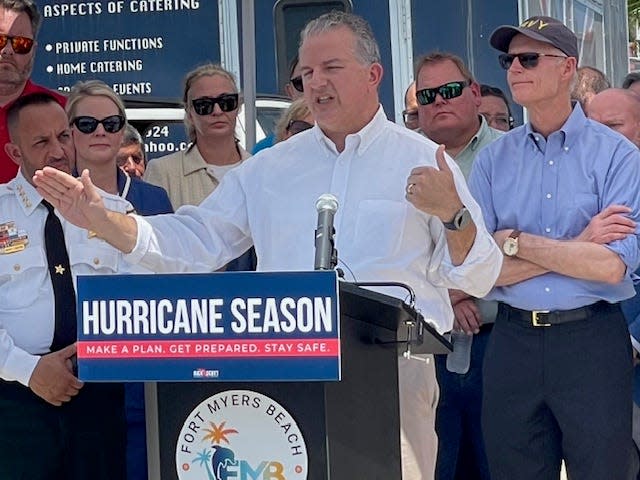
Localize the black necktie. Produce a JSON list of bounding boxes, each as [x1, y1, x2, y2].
[[42, 200, 77, 351]]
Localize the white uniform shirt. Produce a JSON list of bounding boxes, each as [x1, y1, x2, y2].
[[0, 172, 135, 386], [128, 107, 502, 333]]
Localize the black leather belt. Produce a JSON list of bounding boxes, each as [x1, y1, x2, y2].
[[498, 301, 615, 327]]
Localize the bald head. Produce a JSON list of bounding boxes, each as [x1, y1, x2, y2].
[[587, 88, 640, 148], [403, 81, 418, 129]]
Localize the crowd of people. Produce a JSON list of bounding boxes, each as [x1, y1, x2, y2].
[[3, 1, 640, 479]]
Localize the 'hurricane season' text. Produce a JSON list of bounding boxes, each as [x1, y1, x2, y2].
[[82, 297, 333, 336]]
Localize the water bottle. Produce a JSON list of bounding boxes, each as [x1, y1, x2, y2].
[[446, 330, 473, 374]]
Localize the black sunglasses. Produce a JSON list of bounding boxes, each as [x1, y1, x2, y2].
[[290, 76, 303, 93], [0, 34, 34, 54], [286, 119, 313, 135], [416, 81, 470, 106], [191, 93, 239, 115], [71, 115, 126, 134], [498, 52, 567, 70]]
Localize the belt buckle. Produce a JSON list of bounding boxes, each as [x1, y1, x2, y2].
[[532, 310, 551, 327]]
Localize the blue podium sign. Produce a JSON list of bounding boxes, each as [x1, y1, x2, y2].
[[76, 271, 340, 382]]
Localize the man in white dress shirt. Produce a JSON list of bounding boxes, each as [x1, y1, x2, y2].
[[35, 12, 502, 479], [0, 93, 130, 478]]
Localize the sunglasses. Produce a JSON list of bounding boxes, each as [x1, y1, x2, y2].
[[416, 81, 470, 106], [72, 115, 126, 134], [290, 76, 303, 93], [191, 93, 239, 115], [286, 119, 313, 135], [498, 52, 567, 70], [402, 109, 418, 127], [0, 34, 34, 54]]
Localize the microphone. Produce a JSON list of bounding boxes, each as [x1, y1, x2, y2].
[[314, 193, 339, 270]]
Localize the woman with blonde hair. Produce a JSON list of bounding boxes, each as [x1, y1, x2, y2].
[[275, 98, 314, 142], [144, 63, 250, 210], [66, 80, 172, 216], [66, 79, 173, 480]]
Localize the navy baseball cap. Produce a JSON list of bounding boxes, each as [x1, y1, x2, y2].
[[490, 16, 579, 63]]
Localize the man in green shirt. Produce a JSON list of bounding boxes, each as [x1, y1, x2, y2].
[[415, 51, 502, 480]]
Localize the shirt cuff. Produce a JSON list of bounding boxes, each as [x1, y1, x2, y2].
[[123, 214, 152, 265], [444, 229, 503, 298], [631, 335, 640, 355], [3, 347, 40, 386]]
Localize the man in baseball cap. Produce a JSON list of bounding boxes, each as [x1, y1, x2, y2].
[[490, 16, 579, 60], [468, 15, 640, 480]]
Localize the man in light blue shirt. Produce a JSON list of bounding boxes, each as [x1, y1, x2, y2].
[[469, 16, 640, 480]]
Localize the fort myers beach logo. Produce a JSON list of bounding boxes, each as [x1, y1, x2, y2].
[[176, 390, 308, 479]]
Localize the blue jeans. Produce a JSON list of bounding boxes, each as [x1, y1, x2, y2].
[[434, 326, 491, 480]]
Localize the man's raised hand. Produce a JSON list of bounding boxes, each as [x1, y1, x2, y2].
[[33, 167, 107, 232]]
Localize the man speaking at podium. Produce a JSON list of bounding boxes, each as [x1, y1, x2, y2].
[[35, 11, 502, 479]]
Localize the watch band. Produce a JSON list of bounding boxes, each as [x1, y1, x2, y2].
[[443, 206, 471, 231], [509, 229, 522, 240]]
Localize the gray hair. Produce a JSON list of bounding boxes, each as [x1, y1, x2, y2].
[[0, 0, 41, 36], [300, 11, 380, 65], [121, 123, 146, 163], [122, 123, 143, 146]]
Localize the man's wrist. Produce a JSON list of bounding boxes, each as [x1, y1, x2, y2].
[[439, 200, 465, 224]]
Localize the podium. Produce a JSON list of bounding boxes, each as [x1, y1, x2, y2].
[[144, 281, 451, 479]]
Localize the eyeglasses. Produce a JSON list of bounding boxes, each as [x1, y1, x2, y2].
[[116, 150, 144, 166], [416, 81, 470, 106], [402, 109, 418, 128], [290, 76, 303, 93], [481, 113, 513, 130], [0, 34, 34, 54], [71, 115, 126, 134], [286, 119, 313, 135], [191, 93, 239, 115], [498, 52, 567, 70]]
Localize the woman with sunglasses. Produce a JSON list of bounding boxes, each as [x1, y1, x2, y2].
[[66, 80, 172, 216], [144, 63, 250, 211], [66, 79, 173, 480], [274, 98, 314, 143]]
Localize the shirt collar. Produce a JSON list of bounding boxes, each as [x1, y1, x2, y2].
[[20, 79, 37, 96], [313, 105, 388, 156], [525, 102, 585, 153], [184, 143, 251, 176], [10, 169, 41, 216], [456, 115, 489, 158], [183, 145, 209, 175]]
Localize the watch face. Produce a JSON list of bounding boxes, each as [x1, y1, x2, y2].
[[503, 238, 518, 256]]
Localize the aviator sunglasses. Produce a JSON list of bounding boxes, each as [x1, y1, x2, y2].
[[191, 93, 239, 115], [71, 115, 126, 134], [416, 81, 470, 106], [498, 52, 567, 70], [290, 75, 304, 93], [0, 34, 34, 54]]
